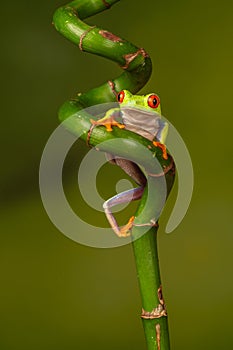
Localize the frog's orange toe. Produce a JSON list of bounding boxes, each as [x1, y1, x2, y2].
[[119, 216, 135, 237], [114, 122, 125, 129], [153, 141, 168, 160], [90, 118, 113, 131], [90, 116, 125, 132]]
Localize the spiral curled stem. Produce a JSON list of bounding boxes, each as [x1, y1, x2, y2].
[[53, 1, 174, 349], [53, 0, 152, 120]]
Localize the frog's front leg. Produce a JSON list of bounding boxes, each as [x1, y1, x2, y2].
[[153, 141, 168, 160], [90, 108, 125, 132], [153, 120, 169, 160]]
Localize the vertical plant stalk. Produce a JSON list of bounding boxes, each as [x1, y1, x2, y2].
[[132, 175, 174, 350], [133, 225, 170, 350], [53, 1, 175, 349]]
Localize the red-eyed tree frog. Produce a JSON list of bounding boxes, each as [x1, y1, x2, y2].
[[91, 90, 169, 237]]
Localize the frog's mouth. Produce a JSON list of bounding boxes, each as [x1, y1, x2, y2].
[[120, 106, 161, 141], [121, 105, 159, 115]]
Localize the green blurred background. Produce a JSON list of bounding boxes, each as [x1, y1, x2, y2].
[[1, 0, 233, 349]]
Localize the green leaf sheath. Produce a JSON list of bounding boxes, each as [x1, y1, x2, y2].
[[53, 0, 152, 121], [53, 1, 175, 350]]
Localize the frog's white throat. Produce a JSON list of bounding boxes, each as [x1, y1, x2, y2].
[[121, 106, 161, 141]]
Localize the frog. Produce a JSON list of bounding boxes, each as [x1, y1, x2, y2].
[[90, 90, 169, 237]]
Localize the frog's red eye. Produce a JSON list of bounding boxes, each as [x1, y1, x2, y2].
[[147, 94, 160, 108], [117, 90, 125, 103]]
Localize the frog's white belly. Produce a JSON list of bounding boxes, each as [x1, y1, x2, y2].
[[121, 107, 161, 141]]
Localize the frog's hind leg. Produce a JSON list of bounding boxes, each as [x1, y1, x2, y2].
[[110, 157, 147, 187], [103, 186, 144, 237], [103, 158, 147, 237]]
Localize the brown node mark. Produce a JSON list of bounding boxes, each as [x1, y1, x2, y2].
[[99, 30, 123, 42], [102, 0, 111, 8], [156, 324, 161, 350], [158, 285, 164, 305], [86, 124, 95, 148], [122, 48, 149, 69], [108, 80, 117, 96], [141, 285, 167, 319], [141, 304, 167, 319], [147, 159, 174, 178], [79, 26, 96, 51]]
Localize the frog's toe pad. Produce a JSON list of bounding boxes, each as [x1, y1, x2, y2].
[[90, 117, 125, 132], [119, 216, 135, 237]]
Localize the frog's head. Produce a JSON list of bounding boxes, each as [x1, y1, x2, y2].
[[117, 90, 161, 115], [116, 90, 162, 141]]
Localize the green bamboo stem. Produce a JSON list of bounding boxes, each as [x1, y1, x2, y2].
[[132, 190, 171, 350], [53, 1, 175, 349]]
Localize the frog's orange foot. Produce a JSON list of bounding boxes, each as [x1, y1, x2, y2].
[[90, 116, 125, 132], [118, 216, 135, 237], [153, 141, 168, 160]]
